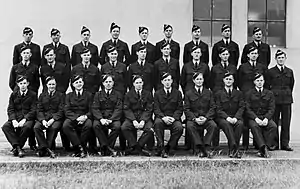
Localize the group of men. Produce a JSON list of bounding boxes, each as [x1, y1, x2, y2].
[[2, 22, 294, 159]]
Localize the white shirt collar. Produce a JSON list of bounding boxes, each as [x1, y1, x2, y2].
[[76, 89, 83, 95], [22, 61, 30, 66], [164, 56, 170, 62], [193, 39, 200, 44], [82, 62, 90, 68], [140, 40, 148, 44], [255, 87, 263, 92], [277, 64, 284, 70], [195, 86, 203, 93], [223, 38, 230, 44], [164, 87, 172, 94], [52, 42, 60, 47], [20, 90, 28, 96], [225, 86, 233, 93], [82, 41, 89, 46]]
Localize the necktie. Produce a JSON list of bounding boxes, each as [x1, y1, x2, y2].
[[280, 66, 284, 73], [23, 63, 27, 69], [165, 58, 169, 65], [195, 41, 199, 46], [228, 89, 232, 97], [224, 63, 227, 70], [22, 93, 25, 98], [106, 90, 110, 97], [259, 89, 262, 96], [141, 60, 144, 67], [113, 40, 117, 46], [195, 62, 199, 69], [84, 42, 88, 47], [252, 63, 255, 69], [167, 90, 170, 97], [78, 92, 81, 98], [54, 43, 58, 50], [198, 88, 202, 95], [137, 90, 141, 99], [84, 64, 88, 70]]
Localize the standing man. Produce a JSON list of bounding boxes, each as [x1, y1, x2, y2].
[[241, 27, 271, 67], [71, 26, 99, 67], [99, 22, 130, 66], [211, 24, 239, 67], [266, 50, 294, 151], [13, 27, 41, 66], [155, 24, 180, 61], [183, 25, 209, 64], [130, 26, 156, 65]]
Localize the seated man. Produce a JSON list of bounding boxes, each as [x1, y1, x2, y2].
[[245, 73, 277, 158], [214, 72, 245, 158], [2, 75, 37, 158], [63, 75, 93, 158], [184, 72, 217, 158], [153, 72, 183, 158]]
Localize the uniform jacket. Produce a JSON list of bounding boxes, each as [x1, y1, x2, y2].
[[123, 89, 153, 122], [245, 88, 275, 120], [155, 39, 180, 61], [214, 88, 245, 120], [42, 43, 70, 68], [13, 42, 41, 66], [99, 39, 130, 66], [241, 41, 271, 67], [153, 57, 180, 91], [184, 88, 215, 121], [92, 90, 122, 121], [266, 66, 294, 104], [37, 91, 65, 122], [154, 88, 183, 120], [210, 63, 237, 93], [7, 90, 37, 122], [71, 42, 99, 66], [130, 41, 156, 64], [9, 62, 40, 93], [211, 39, 240, 66], [183, 40, 209, 64]]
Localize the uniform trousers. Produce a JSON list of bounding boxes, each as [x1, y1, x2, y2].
[[273, 104, 292, 147], [34, 120, 62, 149], [93, 120, 121, 148], [216, 119, 243, 149]]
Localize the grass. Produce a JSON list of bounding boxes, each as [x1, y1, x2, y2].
[[0, 160, 300, 189]]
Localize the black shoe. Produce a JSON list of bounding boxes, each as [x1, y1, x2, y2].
[[46, 148, 56, 158], [107, 146, 117, 157], [229, 150, 234, 158], [281, 146, 293, 151], [37, 149, 47, 157], [234, 150, 242, 159], [161, 150, 168, 158], [30, 145, 38, 151], [260, 146, 270, 158], [11, 147, 19, 156], [17, 147, 25, 158], [141, 148, 152, 157]]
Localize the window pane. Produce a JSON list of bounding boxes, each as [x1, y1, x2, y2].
[[267, 0, 285, 20], [193, 20, 211, 46], [248, 0, 266, 21], [247, 22, 267, 43], [267, 22, 285, 47], [194, 0, 211, 19], [212, 0, 231, 19], [212, 21, 231, 44]]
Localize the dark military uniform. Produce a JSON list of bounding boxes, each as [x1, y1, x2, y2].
[[155, 39, 180, 61], [130, 41, 156, 64], [13, 42, 41, 66], [153, 57, 180, 91], [62, 90, 93, 148], [183, 41, 209, 64], [99, 39, 130, 66], [241, 42, 271, 67], [266, 65, 295, 148], [215, 88, 245, 150], [71, 63, 100, 95], [184, 88, 217, 148], [122, 89, 154, 149], [153, 88, 183, 151], [181, 61, 210, 92], [2, 90, 37, 148], [100, 62, 127, 95], [210, 63, 237, 93], [71, 42, 99, 66], [127, 61, 154, 92], [34, 91, 64, 150], [245, 88, 277, 148], [40, 62, 70, 93], [9, 62, 40, 93], [211, 40, 239, 66]]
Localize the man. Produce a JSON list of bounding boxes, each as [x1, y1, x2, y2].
[[99, 22, 130, 66], [13, 27, 41, 66], [214, 72, 245, 158], [245, 73, 277, 158], [42, 28, 71, 74], [266, 50, 294, 151], [40, 47, 69, 93], [71, 26, 99, 67], [241, 27, 271, 67], [183, 25, 209, 64], [154, 73, 183, 158], [155, 24, 180, 61], [71, 48, 100, 95], [63, 75, 93, 158], [211, 24, 239, 67], [2, 76, 37, 158], [127, 45, 154, 92], [154, 42, 180, 91], [130, 26, 156, 65]]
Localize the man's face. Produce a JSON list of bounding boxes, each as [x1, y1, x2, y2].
[[161, 45, 171, 57], [108, 50, 118, 62], [72, 78, 84, 91], [139, 30, 148, 41], [219, 50, 230, 62], [276, 54, 286, 66], [81, 31, 90, 42], [191, 48, 202, 60], [254, 76, 265, 89], [253, 31, 263, 41], [45, 50, 56, 63], [133, 78, 143, 91], [192, 29, 201, 40], [162, 76, 173, 89], [51, 33, 61, 43], [137, 49, 147, 60], [17, 79, 29, 92], [81, 51, 91, 63], [223, 75, 234, 87], [111, 28, 120, 39], [21, 49, 32, 61], [247, 49, 259, 61], [47, 79, 56, 92], [164, 28, 173, 39], [103, 77, 114, 90], [23, 32, 33, 43], [193, 74, 204, 87], [222, 28, 231, 39]]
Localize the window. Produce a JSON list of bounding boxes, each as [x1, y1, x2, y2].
[[248, 0, 286, 47], [193, 0, 232, 46]]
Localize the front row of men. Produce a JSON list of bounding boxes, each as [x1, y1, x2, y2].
[[3, 68, 278, 159]]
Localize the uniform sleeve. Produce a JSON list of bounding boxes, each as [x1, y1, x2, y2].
[[7, 94, 16, 121], [204, 64, 210, 89], [129, 45, 137, 66], [172, 91, 183, 120], [140, 93, 154, 122], [183, 93, 196, 121], [126, 66, 133, 91], [267, 45, 271, 67], [24, 94, 37, 121], [209, 67, 216, 90], [41, 46, 47, 65], [99, 44, 106, 65], [215, 92, 229, 119], [263, 92, 275, 120], [86, 93, 93, 119], [241, 45, 248, 64], [211, 44, 218, 66], [52, 94, 65, 121], [245, 92, 258, 120], [204, 92, 216, 120], [9, 66, 16, 91], [71, 46, 77, 67], [91, 93, 103, 120], [13, 45, 19, 65], [175, 60, 181, 89], [183, 44, 189, 64], [123, 93, 136, 121], [124, 43, 131, 67], [64, 94, 80, 121], [234, 43, 240, 66], [36, 45, 42, 66], [203, 44, 209, 64], [36, 95, 46, 122], [290, 70, 295, 92], [153, 92, 165, 118], [109, 93, 123, 121], [180, 65, 186, 92], [234, 93, 245, 120]]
